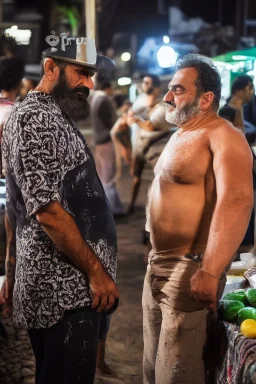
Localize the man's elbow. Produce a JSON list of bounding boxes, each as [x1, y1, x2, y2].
[[232, 193, 254, 211], [35, 202, 60, 226]]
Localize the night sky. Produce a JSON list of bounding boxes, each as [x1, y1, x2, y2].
[[15, 0, 256, 51], [96, 0, 235, 51]]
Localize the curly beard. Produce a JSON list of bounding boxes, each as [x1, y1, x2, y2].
[[50, 69, 90, 122], [165, 97, 200, 126]]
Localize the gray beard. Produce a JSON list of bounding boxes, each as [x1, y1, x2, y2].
[[165, 98, 200, 126]]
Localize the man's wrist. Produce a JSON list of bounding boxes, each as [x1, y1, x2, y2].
[[86, 257, 103, 277], [200, 268, 220, 280]]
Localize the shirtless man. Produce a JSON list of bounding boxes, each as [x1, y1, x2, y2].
[[143, 54, 253, 384]]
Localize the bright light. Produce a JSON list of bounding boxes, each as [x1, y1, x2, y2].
[[157, 46, 178, 68], [5, 26, 32, 45], [163, 35, 170, 44], [232, 55, 247, 61], [121, 52, 131, 61], [118, 77, 132, 86]]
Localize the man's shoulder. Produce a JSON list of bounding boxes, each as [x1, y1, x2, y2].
[[8, 93, 63, 126], [20, 93, 60, 115], [209, 116, 243, 136], [208, 116, 249, 150]]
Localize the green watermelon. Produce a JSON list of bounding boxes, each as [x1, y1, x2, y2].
[[218, 300, 245, 322], [246, 289, 256, 308], [223, 289, 248, 305], [236, 307, 256, 325]]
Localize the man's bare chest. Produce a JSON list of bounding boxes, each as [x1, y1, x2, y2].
[[155, 131, 211, 184]]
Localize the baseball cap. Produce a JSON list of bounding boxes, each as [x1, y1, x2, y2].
[[42, 36, 115, 71]]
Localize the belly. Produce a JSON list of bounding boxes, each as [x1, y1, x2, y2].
[[148, 175, 215, 253]]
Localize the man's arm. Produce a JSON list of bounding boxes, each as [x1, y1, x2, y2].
[[35, 201, 119, 312], [133, 118, 155, 132], [190, 124, 253, 311]]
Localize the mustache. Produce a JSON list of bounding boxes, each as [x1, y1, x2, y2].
[[166, 101, 176, 108], [74, 86, 90, 98]]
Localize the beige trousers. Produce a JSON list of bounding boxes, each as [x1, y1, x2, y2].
[[142, 252, 226, 384]]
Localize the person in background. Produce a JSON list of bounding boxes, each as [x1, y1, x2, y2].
[[219, 74, 254, 132], [112, 95, 132, 179], [112, 75, 164, 213], [127, 99, 173, 214], [90, 79, 125, 218], [19, 77, 38, 101], [0, 57, 24, 134]]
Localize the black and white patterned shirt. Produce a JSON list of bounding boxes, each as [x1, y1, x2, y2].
[[2, 92, 117, 329]]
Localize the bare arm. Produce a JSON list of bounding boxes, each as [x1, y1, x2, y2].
[[136, 119, 156, 132], [202, 127, 253, 276], [190, 125, 253, 311], [35, 201, 119, 312]]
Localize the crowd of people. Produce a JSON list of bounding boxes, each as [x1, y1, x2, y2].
[[0, 35, 255, 384]]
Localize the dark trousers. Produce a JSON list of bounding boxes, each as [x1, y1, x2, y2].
[[28, 306, 101, 384]]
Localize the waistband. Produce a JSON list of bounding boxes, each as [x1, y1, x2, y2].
[[149, 249, 204, 263]]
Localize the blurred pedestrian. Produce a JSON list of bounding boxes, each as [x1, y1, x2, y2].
[[2, 38, 119, 384], [219, 74, 254, 132], [90, 80, 125, 218], [0, 57, 24, 134], [19, 77, 38, 100]]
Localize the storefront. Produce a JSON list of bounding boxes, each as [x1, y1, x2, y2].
[[212, 47, 256, 107]]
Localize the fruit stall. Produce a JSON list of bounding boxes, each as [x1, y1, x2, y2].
[[206, 258, 256, 384]]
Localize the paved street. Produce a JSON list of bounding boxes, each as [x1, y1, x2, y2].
[[94, 161, 153, 384]]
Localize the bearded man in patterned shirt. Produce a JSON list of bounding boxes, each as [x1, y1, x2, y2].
[[2, 38, 119, 384]]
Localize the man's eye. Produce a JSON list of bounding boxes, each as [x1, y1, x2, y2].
[[174, 87, 183, 93]]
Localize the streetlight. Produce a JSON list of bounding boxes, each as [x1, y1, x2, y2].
[[121, 52, 131, 61], [157, 46, 178, 68]]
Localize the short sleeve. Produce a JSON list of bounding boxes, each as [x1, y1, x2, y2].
[[149, 103, 171, 131], [16, 111, 66, 216]]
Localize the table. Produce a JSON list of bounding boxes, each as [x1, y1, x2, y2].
[[205, 313, 256, 384]]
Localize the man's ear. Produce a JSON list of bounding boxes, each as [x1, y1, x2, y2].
[[199, 92, 215, 111], [43, 58, 60, 81]]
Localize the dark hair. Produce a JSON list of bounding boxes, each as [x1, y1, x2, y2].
[[175, 53, 221, 111], [218, 105, 236, 123], [113, 93, 126, 108], [0, 57, 24, 91], [98, 80, 112, 90], [231, 75, 253, 95], [143, 74, 161, 88]]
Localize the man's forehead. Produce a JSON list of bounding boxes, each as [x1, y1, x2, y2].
[[169, 67, 198, 87], [68, 63, 96, 76]]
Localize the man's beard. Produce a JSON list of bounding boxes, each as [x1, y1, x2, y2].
[[50, 69, 90, 121], [165, 97, 200, 126], [145, 87, 154, 95]]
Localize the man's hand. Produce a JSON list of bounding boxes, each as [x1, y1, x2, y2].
[[1, 301, 13, 318], [127, 115, 138, 126], [89, 266, 119, 312], [190, 269, 219, 312]]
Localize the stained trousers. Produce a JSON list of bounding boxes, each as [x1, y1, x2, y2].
[[28, 306, 101, 384], [142, 253, 226, 384]]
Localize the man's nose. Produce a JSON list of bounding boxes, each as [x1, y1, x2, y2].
[[163, 90, 174, 102], [83, 76, 94, 90]]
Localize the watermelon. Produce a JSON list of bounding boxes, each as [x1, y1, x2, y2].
[[236, 307, 256, 325], [223, 289, 248, 305], [218, 300, 245, 322], [246, 289, 256, 308]]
